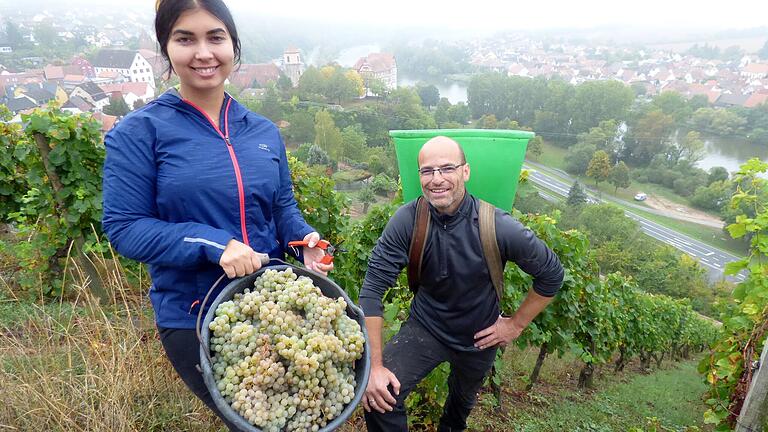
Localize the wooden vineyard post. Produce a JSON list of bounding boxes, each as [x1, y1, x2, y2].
[[736, 338, 768, 432]]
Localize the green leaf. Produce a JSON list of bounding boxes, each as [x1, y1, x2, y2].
[[13, 145, 30, 160], [48, 145, 66, 166], [703, 409, 720, 424], [49, 126, 71, 141], [742, 303, 759, 315], [383, 305, 398, 322], [727, 221, 747, 239], [724, 260, 747, 276], [28, 113, 51, 132]]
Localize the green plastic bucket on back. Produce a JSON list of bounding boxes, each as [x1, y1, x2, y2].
[[390, 129, 534, 211]]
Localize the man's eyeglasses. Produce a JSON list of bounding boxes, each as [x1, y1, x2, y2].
[[418, 163, 465, 178]]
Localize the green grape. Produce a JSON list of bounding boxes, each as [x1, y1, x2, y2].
[[210, 269, 365, 431]]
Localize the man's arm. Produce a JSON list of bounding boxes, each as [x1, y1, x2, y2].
[[474, 289, 553, 349], [497, 213, 565, 298], [474, 211, 565, 349], [358, 205, 413, 413], [366, 316, 385, 369]]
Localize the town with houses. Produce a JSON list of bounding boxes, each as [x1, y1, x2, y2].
[[0, 20, 400, 133], [0, 5, 767, 135], [468, 35, 768, 108]]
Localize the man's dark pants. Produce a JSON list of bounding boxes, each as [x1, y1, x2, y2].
[[364, 318, 497, 432]]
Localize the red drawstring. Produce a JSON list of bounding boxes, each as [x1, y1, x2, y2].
[[189, 299, 201, 314]]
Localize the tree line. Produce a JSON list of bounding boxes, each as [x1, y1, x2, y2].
[[466, 72, 768, 219]]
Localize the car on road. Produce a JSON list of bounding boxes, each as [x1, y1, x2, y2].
[[634, 192, 647, 201]]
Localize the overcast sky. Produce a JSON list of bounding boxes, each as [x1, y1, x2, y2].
[[2, 0, 766, 44], [227, 0, 768, 32]]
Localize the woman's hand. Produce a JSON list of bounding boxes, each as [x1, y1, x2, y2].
[[218, 239, 267, 278], [301, 232, 334, 275]]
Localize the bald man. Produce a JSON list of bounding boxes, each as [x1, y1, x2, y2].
[[358, 136, 564, 432]]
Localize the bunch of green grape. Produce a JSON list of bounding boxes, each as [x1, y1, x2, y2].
[[209, 268, 365, 432]]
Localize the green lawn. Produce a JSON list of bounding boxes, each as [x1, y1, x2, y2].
[[497, 361, 708, 431], [467, 348, 710, 432], [623, 206, 747, 257], [530, 140, 568, 169]]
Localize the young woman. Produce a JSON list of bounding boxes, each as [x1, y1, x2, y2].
[[102, 1, 332, 429]]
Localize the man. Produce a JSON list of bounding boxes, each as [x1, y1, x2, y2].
[[359, 136, 564, 432]]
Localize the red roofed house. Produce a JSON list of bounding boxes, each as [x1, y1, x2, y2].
[[139, 49, 168, 80], [69, 56, 95, 78], [0, 70, 45, 88], [507, 63, 529, 78], [353, 52, 397, 96], [95, 69, 129, 85], [228, 63, 281, 90], [62, 74, 87, 90], [686, 83, 722, 104], [745, 92, 768, 108], [92, 111, 118, 134], [44, 65, 65, 82], [100, 82, 155, 109], [742, 63, 768, 80]]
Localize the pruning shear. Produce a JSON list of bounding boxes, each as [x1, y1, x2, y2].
[[287, 239, 336, 265]]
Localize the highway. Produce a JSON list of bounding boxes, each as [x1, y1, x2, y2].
[[522, 162, 747, 283]]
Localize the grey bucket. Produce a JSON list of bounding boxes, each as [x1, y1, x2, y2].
[[198, 264, 371, 431]]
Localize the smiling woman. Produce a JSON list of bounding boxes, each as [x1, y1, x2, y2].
[[154, 0, 241, 122], [165, 10, 234, 120], [101, 1, 335, 430]]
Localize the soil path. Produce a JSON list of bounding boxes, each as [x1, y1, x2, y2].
[[643, 195, 724, 229]]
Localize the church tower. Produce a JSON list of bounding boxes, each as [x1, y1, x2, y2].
[[283, 46, 304, 87]]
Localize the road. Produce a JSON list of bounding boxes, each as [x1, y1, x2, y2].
[[522, 162, 747, 283]]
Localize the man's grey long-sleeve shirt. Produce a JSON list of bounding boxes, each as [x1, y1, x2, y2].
[[359, 194, 564, 351]]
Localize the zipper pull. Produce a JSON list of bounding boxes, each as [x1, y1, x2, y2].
[[225, 137, 232, 146]]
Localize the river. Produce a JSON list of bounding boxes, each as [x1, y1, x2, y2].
[[696, 135, 768, 175], [397, 75, 468, 105]]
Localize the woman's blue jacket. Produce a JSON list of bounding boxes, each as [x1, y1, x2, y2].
[[102, 89, 313, 328]]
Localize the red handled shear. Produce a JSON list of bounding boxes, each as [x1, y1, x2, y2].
[[287, 239, 335, 265]]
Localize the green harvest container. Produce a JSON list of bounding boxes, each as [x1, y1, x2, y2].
[[390, 129, 534, 211]]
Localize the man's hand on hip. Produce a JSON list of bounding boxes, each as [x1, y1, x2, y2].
[[473, 316, 524, 350]]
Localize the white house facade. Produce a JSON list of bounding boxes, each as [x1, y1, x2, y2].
[[92, 50, 156, 89]]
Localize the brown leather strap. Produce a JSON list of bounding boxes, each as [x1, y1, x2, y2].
[[408, 197, 431, 292], [479, 199, 504, 301]]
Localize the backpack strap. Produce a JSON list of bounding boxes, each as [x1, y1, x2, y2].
[[479, 199, 504, 302], [407, 196, 431, 293], [407, 197, 504, 301]]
